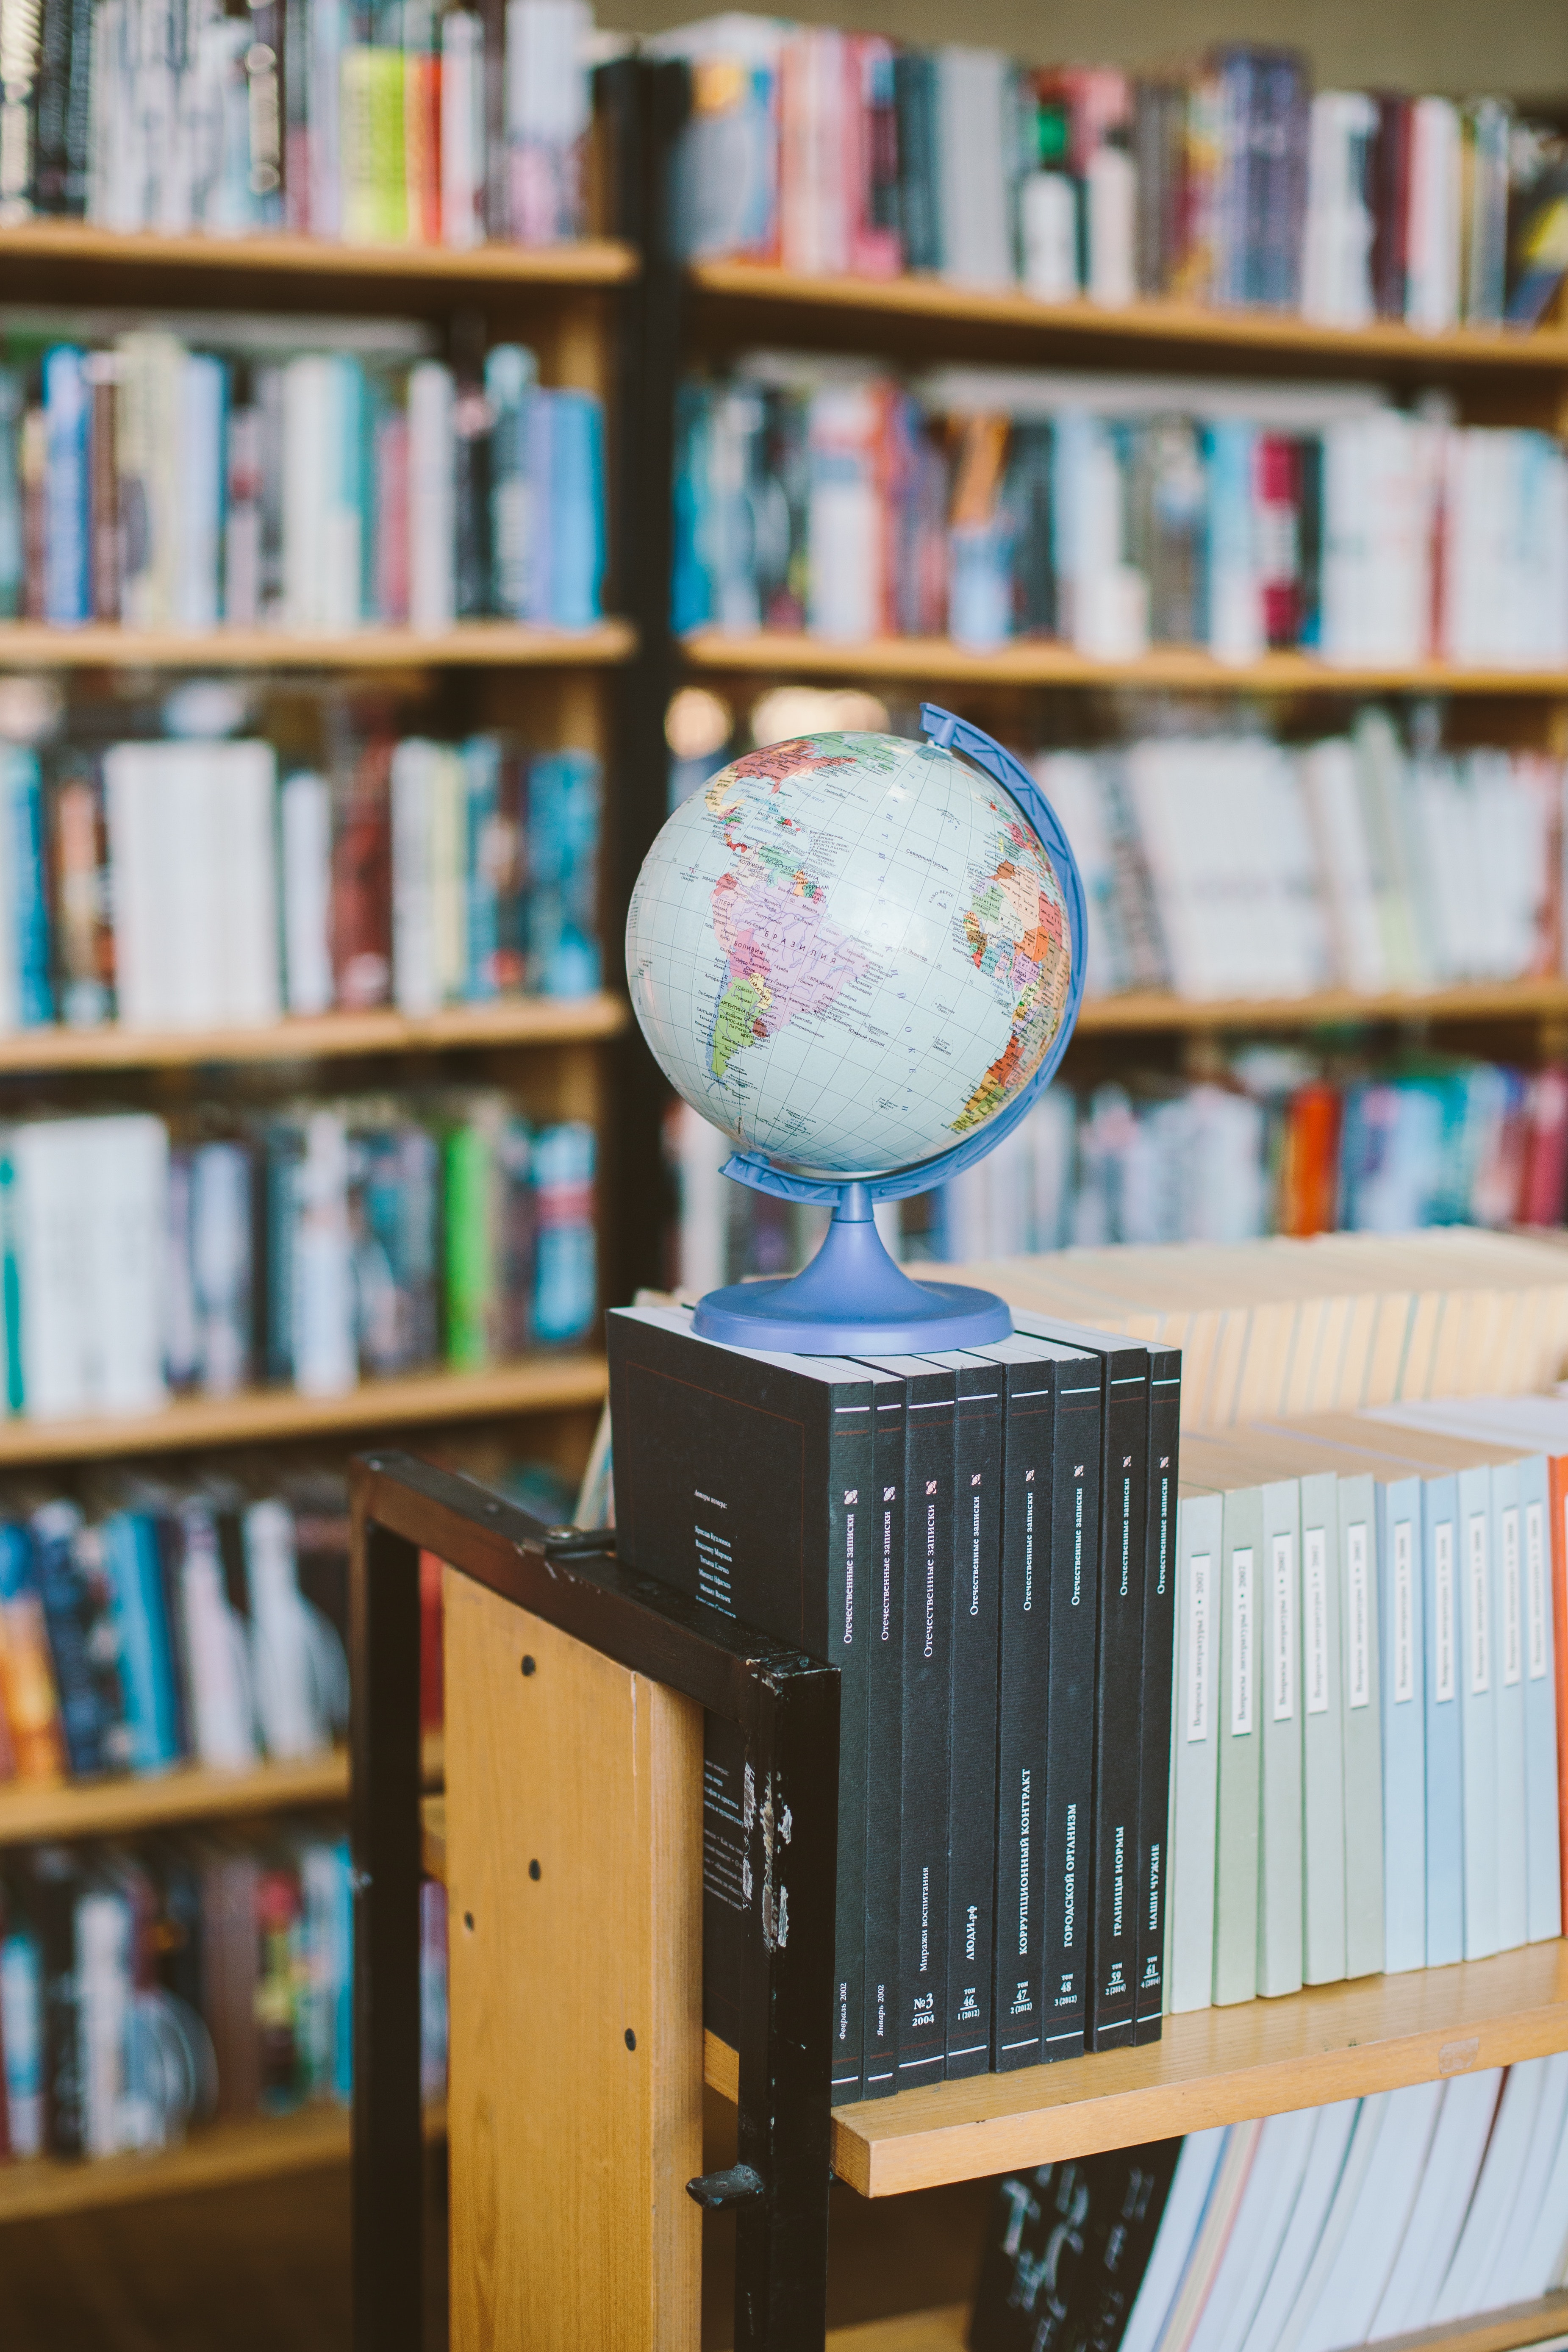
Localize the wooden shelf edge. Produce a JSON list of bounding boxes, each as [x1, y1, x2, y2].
[[1075, 980, 1568, 1033], [688, 261, 1568, 371], [0, 993, 629, 1073], [820, 2308, 969, 2352], [0, 2100, 447, 2226], [421, 1795, 447, 1885], [0, 221, 638, 285], [0, 1735, 440, 1848], [681, 629, 1568, 696], [827, 1941, 1568, 2196], [0, 619, 637, 670], [0, 1354, 608, 1465]]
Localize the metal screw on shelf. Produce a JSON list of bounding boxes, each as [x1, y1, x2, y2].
[[529, 1859, 541, 1880]]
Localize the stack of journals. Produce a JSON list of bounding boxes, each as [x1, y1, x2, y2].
[[3, 322, 605, 633], [0, 1096, 596, 1418], [608, 1297, 1182, 2100], [2, 0, 595, 248], [674, 360, 1568, 665], [971, 2054, 1568, 2349], [659, 18, 1568, 329], [0, 722, 600, 1033]]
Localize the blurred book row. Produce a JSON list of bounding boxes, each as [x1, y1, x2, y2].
[[2, 323, 605, 634], [0, 1097, 596, 1421], [660, 17, 1568, 329], [0, 715, 600, 1034], [675, 361, 1568, 664], [1, 0, 595, 248]]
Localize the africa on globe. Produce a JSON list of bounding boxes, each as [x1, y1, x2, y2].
[[626, 728, 1075, 1184]]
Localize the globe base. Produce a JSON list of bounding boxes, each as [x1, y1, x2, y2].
[[692, 1180, 1013, 1357]]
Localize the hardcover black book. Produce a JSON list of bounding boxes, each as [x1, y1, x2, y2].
[[1133, 1346, 1182, 2045], [969, 2136, 1183, 2352], [861, 1365, 906, 2100], [25, 1847, 83, 2158], [1015, 1314, 1150, 2054], [607, 1305, 873, 2102], [924, 1351, 1003, 2080], [857, 1353, 955, 2092]]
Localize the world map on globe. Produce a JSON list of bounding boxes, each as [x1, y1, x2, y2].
[[626, 728, 1075, 1181]]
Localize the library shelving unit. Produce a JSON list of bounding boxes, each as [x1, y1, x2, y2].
[[355, 1450, 1568, 2352], [0, 78, 673, 2232]]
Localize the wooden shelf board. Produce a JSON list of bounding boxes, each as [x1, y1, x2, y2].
[[682, 629, 1568, 696], [0, 619, 636, 670], [805, 2299, 1568, 2352], [689, 261, 1568, 372], [421, 1794, 446, 1884], [708, 1942, 1568, 2197], [0, 1354, 608, 1465], [0, 1752, 347, 1844], [0, 2100, 446, 2226], [0, 993, 628, 1073], [0, 221, 637, 286], [821, 2309, 969, 2352], [1075, 979, 1568, 1033]]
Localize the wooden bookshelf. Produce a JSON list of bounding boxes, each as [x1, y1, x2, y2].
[[0, 220, 638, 286], [0, 618, 637, 670], [682, 628, 1568, 697], [688, 259, 1568, 375], [0, 2100, 447, 2227], [0, 992, 628, 1074], [0, 1736, 441, 1848], [0, 1355, 608, 1466], [702, 1940, 1568, 2199], [1074, 977, 1568, 1033]]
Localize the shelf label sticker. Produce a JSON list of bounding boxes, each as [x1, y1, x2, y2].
[[1528, 1500, 1548, 1683], [1468, 1513, 1490, 1697], [1502, 1504, 1522, 1689], [1304, 1527, 1329, 1717], [1434, 1521, 1455, 1705], [1347, 1522, 1371, 1711], [1393, 1520, 1415, 1705], [1231, 1546, 1254, 1739], [1186, 1551, 1210, 1744], [1271, 1531, 1295, 1724]]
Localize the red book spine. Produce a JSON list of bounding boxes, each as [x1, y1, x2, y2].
[[330, 739, 394, 1009], [1254, 432, 1301, 649]]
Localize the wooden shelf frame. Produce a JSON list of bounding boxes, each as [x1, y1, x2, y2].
[[0, 220, 637, 286], [0, 1354, 608, 1466], [0, 1734, 441, 1848], [682, 628, 1568, 697], [1074, 978, 1568, 1034], [0, 993, 628, 1075], [0, 618, 636, 670], [688, 260, 1568, 375]]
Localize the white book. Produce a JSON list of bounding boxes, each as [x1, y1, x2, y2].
[[936, 49, 1011, 288], [1338, 1471, 1385, 1977], [10, 1120, 92, 1416], [1214, 1478, 1261, 2006], [1474, 2049, 1568, 2308], [1019, 171, 1077, 300], [1271, 2092, 1391, 2352], [1301, 92, 1375, 325], [1298, 2079, 1443, 2350], [292, 1109, 356, 1396], [1257, 1477, 1303, 1999], [1405, 97, 1462, 332], [162, 744, 225, 1027], [1490, 1457, 1529, 1950], [1458, 1462, 1501, 1959], [280, 770, 335, 1017], [86, 1113, 169, 1415], [441, 10, 486, 249], [1120, 2127, 1230, 2352], [1299, 1472, 1346, 1985], [1431, 2057, 1551, 2319], [408, 360, 456, 631], [1169, 1487, 1222, 2012], [76, 1887, 132, 2158], [1299, 736, 1386, 991], [1378, 1474, 1426, 1972], [219, 741, 281, 1027], [1238, 2098, 1360, 2352], [103, 742, 167, 1027], [1086, 143, 1135, 308], [391, 739, 440, 1016], [1516, 2062, 1568, 2296], [1369, 2069, 1503, 2336], [175, 353, 224, 631], [179, 1502, 259, 1768], [1190, 2107, 1319, 2352], [310, 0, 345, 238], [244, 1498, 329, 1760]]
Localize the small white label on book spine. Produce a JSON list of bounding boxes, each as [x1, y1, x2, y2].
[[1468, 1513, 1490, 1697], [1186, 1551, 1210, 1743], [1393, 1520, 1415, 1705], [1232, 1546, 1254, 1738], [1528, 1500, 1547, 1682], [1503, 1505, 1522, 1688], [1271, 1532, 1295, 1724], [1347, 1522, 1370, 1711], [1435, 1522, 1456, 1704], [1304, 1528, 1329, 1717]]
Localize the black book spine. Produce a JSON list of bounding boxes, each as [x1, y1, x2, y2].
[[1042, 1362, 1102, 2062], [830, 1409, 872, 2106], [991, 1359, 1056, 2071], [894, 52, 938, 272], [1133, 1349, 1182, 2044], [862, 1383, 906, 2097], [896, 1371, 955, 2089], [944, 1361, 1002, 2079], [1089, 1352, 1150, 2052]]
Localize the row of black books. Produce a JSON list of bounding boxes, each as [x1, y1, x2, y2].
[[607, 1300, 1180, 2102]]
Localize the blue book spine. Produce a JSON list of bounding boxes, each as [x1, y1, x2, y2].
[[1491, 1459, 1529, 1952], [33, 1505, 108, 1777], [671, 382, 716, 634], [547, 390, 605, 628], [531, 1122, 596, 1344], [42, 346, 90, 626], [103, 1513, 180, 1771], [3, 748, 54, 1028], [1521, 1454, 1562, 1942], [463, 735, 501, 1002], [1457, 1463, 1500, 1960], [1378, 1474, 1426, 1972], [1424, 1472, 1464, 1967], [331, 1834, 354, 2101], [527, 750, 602, 998], [524, 391, 553, 625], [0, 1143, 21, 1412]]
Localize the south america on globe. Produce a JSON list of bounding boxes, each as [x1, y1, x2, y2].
[[626, 728, 1074, 1183]]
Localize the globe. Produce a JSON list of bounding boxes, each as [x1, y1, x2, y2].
[[627, 726, 1076, 1183]]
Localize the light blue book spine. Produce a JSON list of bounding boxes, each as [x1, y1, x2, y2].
[[1491, 1458, 1529, 1952], [42, 346, 91, 626], [331, 1833, 354, 2102], [463, 734, 502, 1000], [525, 388, 554, 625], [1339, 1472, 1385, 1979], [1205, 419, 1257, 648], [1458, 1463, 1500, 1960], [1379, 1475, 1426, 1973], [532, 1121, 596, 1343], [1257, 1479, 1304, 1999], [1521, 1455, 1562, 1942], [1424, 1472, 1464, 1968], [103, 1513, 180, 1771], [3, 747, 53, 1028], [1300, 1471, 1346, 1985], [548, 390, 605, 628], [527, 750, 602, 998]]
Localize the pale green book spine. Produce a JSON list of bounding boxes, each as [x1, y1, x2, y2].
[[1300, 1469, 1347, 1986], [1257, 1478, 1304, 1999], [1340, 1470, 1387, 1977], [1169, 1487, 1222, 2013], [1213, 1484, 1262, 2007], [444, 1120, 494, 1368]]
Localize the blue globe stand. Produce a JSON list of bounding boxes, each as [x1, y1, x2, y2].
[[691, 705, 1088, 1358]]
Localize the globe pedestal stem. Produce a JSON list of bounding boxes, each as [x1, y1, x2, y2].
[[692, 1181, 1013, 1356]]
